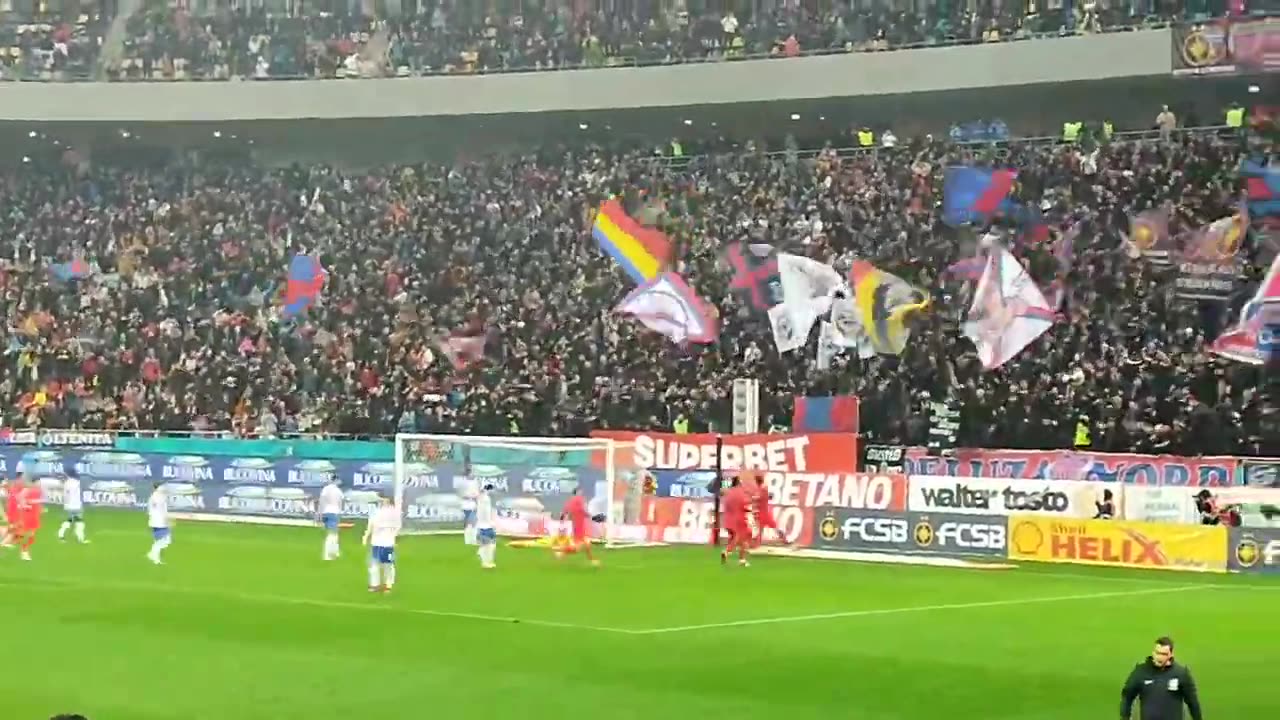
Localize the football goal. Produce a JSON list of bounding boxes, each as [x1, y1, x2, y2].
[[392, 434, 658, 547]]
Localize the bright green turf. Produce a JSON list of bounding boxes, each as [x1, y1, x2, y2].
[[1, 512, 1275, 720]]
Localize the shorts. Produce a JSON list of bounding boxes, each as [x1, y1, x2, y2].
[[321, 513, 339, 531], [65, 510, 84, 523], [22, 515, 40, 531], [151, 527, 171, 541], [370, 546, 396, 564], [477, 527, 497, 545], [570, 522, 587, 542], [757, 514, 778, 530], [462, 509, 477, 526], [725, 518, 750, 539]]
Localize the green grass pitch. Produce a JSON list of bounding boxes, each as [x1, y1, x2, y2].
[[1, 511, 1276, 720]]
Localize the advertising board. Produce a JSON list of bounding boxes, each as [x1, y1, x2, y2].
[[908, 476, 1106, 518], [0, 447, 604, 536], [1007, 516, 1228, 573], [590, 430, 858, 473], [813, 509, 913, 553], [0, 428, 113, 447], [902, 448, 1237, 486], [908, 512, 1008, 557], [1228, 528, 1280, 575]]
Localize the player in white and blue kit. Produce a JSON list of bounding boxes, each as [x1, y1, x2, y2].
[[318, 479, 344, 560], [146, 483, 172, 565], [459, 473, 479, 546], [362, 495, 401, 593], [57, 469, 87, 543], [475, 483, 497, 569]]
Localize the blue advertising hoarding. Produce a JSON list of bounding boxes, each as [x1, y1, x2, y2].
[[3, 448, 606, 532]]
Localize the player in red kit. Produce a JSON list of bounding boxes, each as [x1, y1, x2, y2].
[[17, 478, 43, 560], [555, 486, 600, 566], [1, 475, 26, 549], [719, 478, 751, 567], [750, 476, 782, 548]]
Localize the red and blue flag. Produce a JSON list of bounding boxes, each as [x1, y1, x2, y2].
[[1242, 159, 1280, 217], [49, 258, 91, 282], [942, 167, 1018, 226], [283, 253, 326, 319], [792, 395, 860, 434]]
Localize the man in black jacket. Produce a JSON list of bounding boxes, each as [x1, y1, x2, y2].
[[1121, 637, 1204, 720]]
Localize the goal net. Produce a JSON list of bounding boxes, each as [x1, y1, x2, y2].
[[392, 434, 657, 547]]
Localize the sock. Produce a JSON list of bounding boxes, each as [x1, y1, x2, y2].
[[20, 534, 35, 551], [383, 564, 396, 587], [328, 533, 340, 557], [481, 544, 496, 566], [149, 540, 164, 559], [75, 522, 86, 542], [59, 522, 70, 539], [368, 561, 381, 588], [463, 526, 476, 545]]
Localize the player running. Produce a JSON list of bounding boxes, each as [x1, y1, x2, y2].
[[719, 477, 751, 567], [57, 470, 88, 544], [475, 483, 497, 569], [554, 486, 600, 567], [318, 478, 343, 561], [146, 482, 173, 565], [751, 476, 783, 548], [363, 495, 401, 592], [1, 474, 26, 549], [14, 475, 43, 560]]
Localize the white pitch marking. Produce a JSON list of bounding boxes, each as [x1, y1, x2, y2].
[[633, 585, 1212, 635]]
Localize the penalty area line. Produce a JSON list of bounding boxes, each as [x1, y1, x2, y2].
[[633, 584, 1212, 635], [2, 574, 643, 635]]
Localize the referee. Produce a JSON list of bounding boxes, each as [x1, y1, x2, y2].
[[1120, 637, 1203, 720]]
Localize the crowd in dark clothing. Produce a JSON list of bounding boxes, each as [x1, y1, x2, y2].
[[1, 126, 1275, 457], [1, 1, 1237, 81]]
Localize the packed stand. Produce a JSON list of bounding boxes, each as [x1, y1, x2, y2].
[[1, 124, 1277, 456], [0, 12, 104, 81], [66, 0, 1227, 81]]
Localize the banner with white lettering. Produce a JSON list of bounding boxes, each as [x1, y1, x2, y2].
[[4, 448, 605, 534], [906, 511, 1008, 557], [0, 429, 113, 447], [908, 475, 1108, 518], [1228, 527, 1280, 575]]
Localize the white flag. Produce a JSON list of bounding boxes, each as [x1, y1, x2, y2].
[[962, 247, 1056, 370], [616, 272, 717, 344], [816, 321, 841, 369], [778, 253, 844, 306], [768, 303, 817, 353]]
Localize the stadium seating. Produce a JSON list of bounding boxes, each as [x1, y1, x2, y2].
[[0, 125, 1274, 455]]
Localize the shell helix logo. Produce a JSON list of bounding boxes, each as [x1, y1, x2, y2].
[[819, 513, 839, 542]]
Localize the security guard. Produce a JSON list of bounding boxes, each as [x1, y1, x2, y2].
[[1120, 637, 1203, 720]]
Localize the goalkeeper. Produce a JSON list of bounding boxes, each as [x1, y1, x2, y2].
[[554, 486, 602, 567]]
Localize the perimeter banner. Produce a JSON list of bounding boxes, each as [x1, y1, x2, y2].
[[1173, 18, 1280, 76], [902, 448, 1238, 486], [1228, 527, 1280, 575], [591, 430, 858, 473], [908, 476, 1108, 518], [0, 447, 606, 536], [1007, 516, 1228, 573]]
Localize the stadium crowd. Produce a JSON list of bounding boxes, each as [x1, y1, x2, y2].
[[0, 1, 1238, 81], [0, 122, 1276, 456]]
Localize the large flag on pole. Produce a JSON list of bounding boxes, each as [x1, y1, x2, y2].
[[592, 199, 672, 284], [616, 272, 718, 344], [437, 331, 487, 370], [282, 253, 326, 318], [724, 243, 783, 311], [766, 254, 846, 353], [962, 246, 1056, 370], [1210, 252, 1280, 365], [942, 167, 1017, 226], [848, 260, 930, 356], [1123, 205, 1174, 265], [1241, 159, 1280, 217]]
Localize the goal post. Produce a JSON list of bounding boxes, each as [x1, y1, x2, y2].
[[392, 434, 659, 547]]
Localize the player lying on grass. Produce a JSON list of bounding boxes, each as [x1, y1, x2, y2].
[[553, 486, 602, 567], [363, 495, 401, 592], [719, 477, 751, 567]]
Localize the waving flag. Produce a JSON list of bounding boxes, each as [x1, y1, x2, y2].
[[849, 261, 930, 356], [49, 258, 92, 282], [593, 199, 672, 284], [945, 255, 987, 281], [1242, 159, 1280, 217], [438, 331, 487, 370], [962, 246, 1056, 370], [942, 167, 1017, 226], [1124, 205, 1174, 264], [764, 254, 846, 353], [1175, 202, 1247, 301], [1211, 252, 1280, 365], [1047, 222, 1079, 310], [616, 272, 717, 344], [282, 254, 326, 319], [725, 243, 782, 311]]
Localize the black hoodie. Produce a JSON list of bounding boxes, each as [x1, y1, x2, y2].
[[1120, 655, 1203, 720]]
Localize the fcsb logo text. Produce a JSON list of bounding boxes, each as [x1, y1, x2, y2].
[[1234, 533, 1280, 571], [913, 518, 1006, 550], [827, 515, 908, 545]]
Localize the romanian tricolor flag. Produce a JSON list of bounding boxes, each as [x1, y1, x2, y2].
[[849, 260, 930, 356], [592, 199, 672, 284]]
